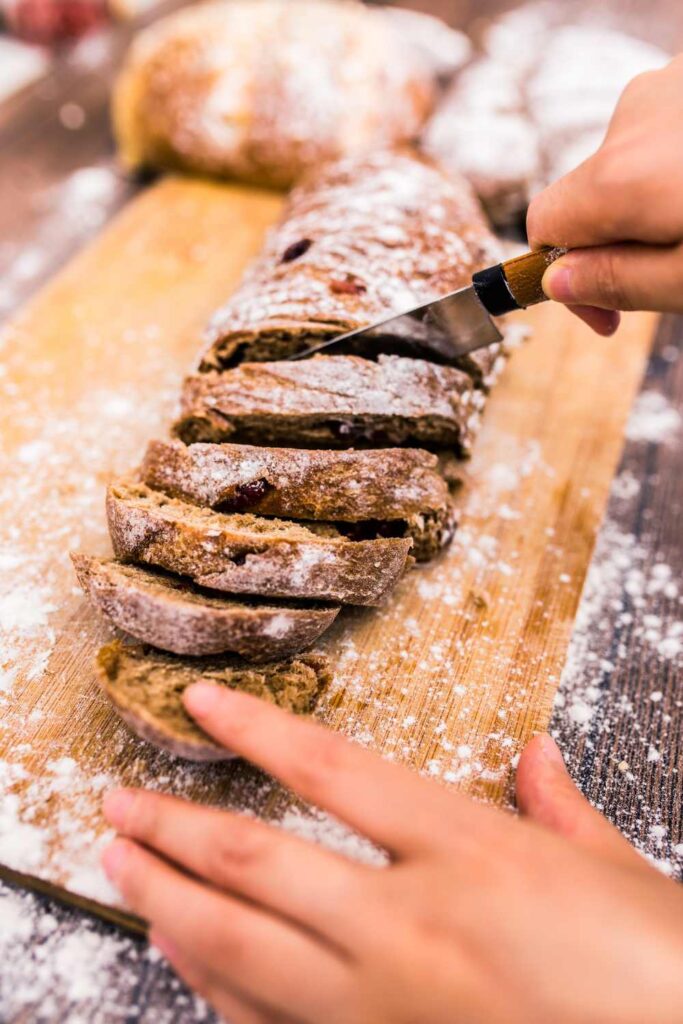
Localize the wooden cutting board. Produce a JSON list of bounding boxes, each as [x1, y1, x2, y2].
[[0, 175, 657, 921]]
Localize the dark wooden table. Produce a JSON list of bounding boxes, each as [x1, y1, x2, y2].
[[0, 1, 681, 1020]]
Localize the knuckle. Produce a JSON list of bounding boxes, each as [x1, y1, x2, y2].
[[124, 791, 161, 841], [593, 250, 633, 310], [112, 842, 147, 908], [210, 817, 270, 878], [287, 730, 351, 799]]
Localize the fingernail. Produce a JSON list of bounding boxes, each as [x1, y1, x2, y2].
[[184, 682, 223, 716], [542, 264, 575, 303], [536, 734, 566, 769], [101, 838, 131, 882], [103, 788, 136, 830]]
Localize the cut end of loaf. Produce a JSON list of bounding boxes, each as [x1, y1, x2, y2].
[[96, 640, 331, 761]]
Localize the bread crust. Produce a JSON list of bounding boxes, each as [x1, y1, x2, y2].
[[72, 553, 339, 659], [107, 479, 412, 606], [176, 355, 484, 457], [96, 640, 331, 761]]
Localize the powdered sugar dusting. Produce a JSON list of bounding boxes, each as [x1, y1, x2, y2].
[[0, 283, 183, 897], [625, 391, 682, 443]]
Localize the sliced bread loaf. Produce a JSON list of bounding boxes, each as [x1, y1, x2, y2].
[[96, 640, 331, 761], [141, 439, 455, 561], [107, 479, 412, 606], [175, 354, 483, 456], [73, 554, 339, 659]]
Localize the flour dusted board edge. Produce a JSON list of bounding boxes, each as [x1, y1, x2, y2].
[[0, 176, 657, 902]]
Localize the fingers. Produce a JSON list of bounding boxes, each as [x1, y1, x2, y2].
[[541, 242, 683, 313], [103, 838, 349, 1023], [527, 128, 683, 253], [182, 684, 483, 856], [516, 735, 642, 868], [103, 787, 367, 945], [566, 305, 621, 337]]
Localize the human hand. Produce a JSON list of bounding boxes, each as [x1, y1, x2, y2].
[[102, 688, 683, 1024], [527, 52, 683, 334]]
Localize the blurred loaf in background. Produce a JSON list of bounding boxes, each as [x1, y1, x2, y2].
[[113, 0, 471, 188], [422, 0, 670, 227]]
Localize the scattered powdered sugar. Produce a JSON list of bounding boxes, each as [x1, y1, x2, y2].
[[0, 253, 188, 907], [0, 883, 212, 1022], [555, 520, 682, 734], [624, 391, 682, 443], [278, 806, 387, 866], [553, 396, 683, 877], [314, 434, 558, 794]]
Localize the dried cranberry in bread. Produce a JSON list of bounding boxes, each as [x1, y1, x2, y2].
[[175, 355, 484, 457], [113, 0, 469, 189], [107, 480, 412, 606], [72, 554, 339, 659], [96, 640, 330, 761], [141, 440, 455, 562], [198, 148, 506, 387]]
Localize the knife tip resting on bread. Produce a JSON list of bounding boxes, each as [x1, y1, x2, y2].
[[72, 9, 533, 758]]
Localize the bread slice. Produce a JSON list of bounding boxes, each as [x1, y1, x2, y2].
[[141, 439, 455, 562], [107, 479, 412, 606], [96, 640, 331, 761], [175, 355, 484, 456], [72, 554, 339, 659]]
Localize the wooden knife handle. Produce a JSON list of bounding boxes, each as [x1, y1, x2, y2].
[[472, 246, 567, 315]]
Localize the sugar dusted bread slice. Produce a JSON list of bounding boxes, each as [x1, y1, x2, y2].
[[96, 640, 331, 761], [73, 554, 339, 659], [107, 480, 412, 606], [141, 440, 456, 562], [176, 355, 484, 457]]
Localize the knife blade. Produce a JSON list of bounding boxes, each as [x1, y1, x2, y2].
[[289, 246, 566, 365]]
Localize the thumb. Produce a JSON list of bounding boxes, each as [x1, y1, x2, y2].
[[542, 242, 683, 314], [516, 735, 641, 867]]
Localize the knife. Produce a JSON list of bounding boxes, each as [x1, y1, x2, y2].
[[290, 246, 566, 365]]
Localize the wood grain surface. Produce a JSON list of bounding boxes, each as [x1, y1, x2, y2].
[[0, 174, 658, 907]]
